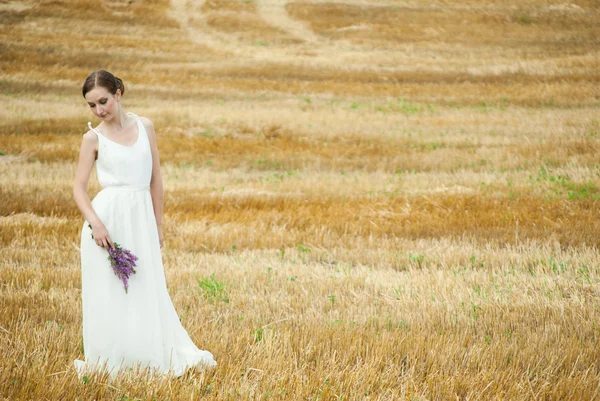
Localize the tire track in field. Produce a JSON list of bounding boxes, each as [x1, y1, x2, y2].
[[167, 0, 423, 73], [168, 0, 241, 54], [255, 0, 319, 43]]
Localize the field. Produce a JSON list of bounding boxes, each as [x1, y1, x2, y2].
[[1, 0, 599, 399]]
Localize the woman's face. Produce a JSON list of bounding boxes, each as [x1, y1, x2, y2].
[[84, 86, 121, 121]]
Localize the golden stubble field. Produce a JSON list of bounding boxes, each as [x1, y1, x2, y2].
[[1, 0, 599, 399]]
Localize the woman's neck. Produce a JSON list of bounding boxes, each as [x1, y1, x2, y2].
[[101, 108, 130, 132]]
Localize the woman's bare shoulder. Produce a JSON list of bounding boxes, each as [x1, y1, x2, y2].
[[139, 116, 154, 129], [81, 130, 99, 151], [82, 130, 98, 142]]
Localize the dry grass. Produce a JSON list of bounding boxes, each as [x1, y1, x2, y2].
[[1, 0, 600, 399]]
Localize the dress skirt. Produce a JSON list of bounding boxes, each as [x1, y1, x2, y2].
[[74, 185, 216, 379]]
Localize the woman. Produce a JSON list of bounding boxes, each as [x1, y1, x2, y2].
[[72, 69, 216, 379]]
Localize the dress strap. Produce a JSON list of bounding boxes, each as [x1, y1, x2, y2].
[[128, 112, 146, 140], [125, 112, 143, 132], [87, 122, 102, 139]]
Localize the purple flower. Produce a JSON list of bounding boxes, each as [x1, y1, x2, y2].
[[88, 224, 138, 293], [107, 243, 138, 293]]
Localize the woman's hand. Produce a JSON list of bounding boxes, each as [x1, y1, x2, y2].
[[157, 225, 164, 248], [91, 222, 114, 250]]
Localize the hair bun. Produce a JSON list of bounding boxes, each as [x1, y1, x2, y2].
[[115, 76, 125, 96]]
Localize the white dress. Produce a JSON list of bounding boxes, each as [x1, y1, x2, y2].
[[74, 112, 216, 380]]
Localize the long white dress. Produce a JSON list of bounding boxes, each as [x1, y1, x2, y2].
[[74, 112, 216, 380]]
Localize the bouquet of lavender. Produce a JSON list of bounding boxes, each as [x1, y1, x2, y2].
[[107, 243, 138, 293], [89, 224, 138, 293]]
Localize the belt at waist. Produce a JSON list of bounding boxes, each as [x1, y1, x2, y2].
[[101, 185, 150, 192]]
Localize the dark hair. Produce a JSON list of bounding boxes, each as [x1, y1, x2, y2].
[[81, 69, 125, 98]]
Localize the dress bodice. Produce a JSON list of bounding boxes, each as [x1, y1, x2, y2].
[[87, 112, 152, 189]]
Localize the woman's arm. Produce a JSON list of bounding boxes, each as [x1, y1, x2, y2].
[[143, 117, 164, 248], [73, 132, 114, 249]]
